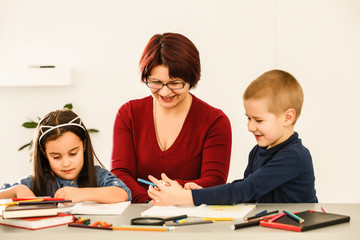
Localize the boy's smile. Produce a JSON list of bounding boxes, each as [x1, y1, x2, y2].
[[254, 134, 263, 140], [244, 97, 294, 149]]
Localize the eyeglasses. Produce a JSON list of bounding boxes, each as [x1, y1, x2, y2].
[[145, 78, 186, 90]]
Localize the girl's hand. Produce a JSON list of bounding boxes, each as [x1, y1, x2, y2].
[[147, 173, 193, 206], [184, 182, 203, 190], [0, 185, 36, 199], [15, 185, 36, 198], [54, 186, 81, 203]]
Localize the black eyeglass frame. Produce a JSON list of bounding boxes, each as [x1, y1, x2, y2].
[[145, 80, 186, 90]]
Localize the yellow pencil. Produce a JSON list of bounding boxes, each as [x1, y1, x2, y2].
[[0, 198, 44, 206], [203, 217, 234, 221], [177, 219, 187, 224]]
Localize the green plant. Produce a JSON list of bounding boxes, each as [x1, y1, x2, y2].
[[18, 103, 99, 152]]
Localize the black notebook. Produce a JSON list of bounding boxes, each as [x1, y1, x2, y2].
[[260, 210, 350, 232]]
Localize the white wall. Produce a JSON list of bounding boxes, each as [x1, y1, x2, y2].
[[0, 0, 359, 202]]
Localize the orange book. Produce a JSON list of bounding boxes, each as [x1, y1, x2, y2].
[[0, 213, 74, 230]]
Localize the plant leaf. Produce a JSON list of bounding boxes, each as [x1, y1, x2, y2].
[[28, 140, 33, 150], [22, 121, 38, 128], [64, 103, 73, 110], [88, 128, 99, 133], [18, 143, 31, 151]]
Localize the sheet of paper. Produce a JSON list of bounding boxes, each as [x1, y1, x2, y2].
[[0, 199, 12, 217], [141, 204, 255, 219], [141, 205, 198, 217], [57, 203, 76, 214], [58, 201, 131, 215], [191, 204, 255, 218]]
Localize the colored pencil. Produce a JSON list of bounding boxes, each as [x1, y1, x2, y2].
[[12, 198, 65, 201], [18, 200, 72, 205], [121, 225, 176, 230], [283, 210, 305, 223], [137, 178, 157, 187], [0, 198, 44, 206], [69, 223, 176, 232], [112, 225, 175, 231], [203, 217, 233, 221], [68, 223, 113, 230], [255, 210, 267, 216], [321, 206, 328, 213], [176, 219, 187, 224], [167, 220, 214, 226], [244, 210, 279, 220], [269, 212, 286, 222], [231, 220, 261, 230]]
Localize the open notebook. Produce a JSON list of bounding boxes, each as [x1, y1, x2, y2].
[[141, 204, 255, 219], [58, 201, 131, 215]]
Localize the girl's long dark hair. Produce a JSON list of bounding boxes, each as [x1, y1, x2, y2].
[[32, 109, 103, 196]]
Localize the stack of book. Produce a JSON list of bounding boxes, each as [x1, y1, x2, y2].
[[0, 198, 74, 230]]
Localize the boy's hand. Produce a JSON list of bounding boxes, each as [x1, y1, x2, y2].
[[184, 182, 203, 190], [147, 173, 194, 206]]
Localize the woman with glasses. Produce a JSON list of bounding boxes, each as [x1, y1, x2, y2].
[[111, 33, 232, 203]]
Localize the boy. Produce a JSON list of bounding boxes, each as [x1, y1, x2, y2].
[[147, 69, 318, 205]]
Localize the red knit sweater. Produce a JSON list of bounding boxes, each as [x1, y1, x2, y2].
[[111, 94, 232, 203]]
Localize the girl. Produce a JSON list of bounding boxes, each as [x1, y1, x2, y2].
[[0, 109, 131, 203]]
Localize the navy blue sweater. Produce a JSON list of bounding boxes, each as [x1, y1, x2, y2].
[[192, 132, 318, 205]]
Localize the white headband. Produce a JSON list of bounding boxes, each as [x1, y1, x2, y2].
[[38, 116, 86, 146]]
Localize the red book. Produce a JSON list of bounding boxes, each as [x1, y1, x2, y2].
[[260, 210, 350, 232], [0, 213, 74, 230]]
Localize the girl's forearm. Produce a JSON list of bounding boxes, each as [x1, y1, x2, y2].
[[0, 187, 16, 199], [0, 185, 35, 199], [77, 187, 129, 203]]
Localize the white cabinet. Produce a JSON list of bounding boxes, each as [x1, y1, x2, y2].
[[0, 68, 71, 86]]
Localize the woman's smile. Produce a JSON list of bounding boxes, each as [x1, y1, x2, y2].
[[160, 95, 176, 102]]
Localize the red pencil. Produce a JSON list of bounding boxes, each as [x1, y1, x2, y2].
[[12, 198, 66, 201]]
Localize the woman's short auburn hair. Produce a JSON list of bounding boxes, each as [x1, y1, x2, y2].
[[139, 32, 201, 89]]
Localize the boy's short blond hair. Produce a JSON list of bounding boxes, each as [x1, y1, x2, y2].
[[243, 69, 304, 124]]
